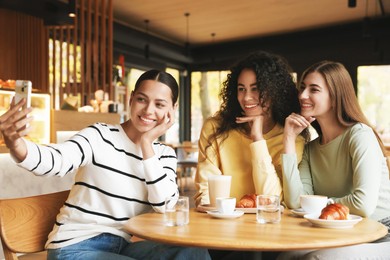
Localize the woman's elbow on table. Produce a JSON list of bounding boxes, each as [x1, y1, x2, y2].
[[153, 205, 165, 214], [346, 198, 377, 218], [353, 205, 376, 218], [285, 200, 301, 210]]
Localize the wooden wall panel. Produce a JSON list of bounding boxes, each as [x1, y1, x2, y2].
[[80, 0, 85, 104], [50, 27, 57, 107], [86, 0, 92, 100], [76, 0, 113, 106], [73, 14, 78, 96], [101, 0, 107, 94], [108, 0, 113, 99], [94, 0, 99, 94], [1, 1, 113, 109], [0, 8, 47, 90], [47, 0, 113, 108], [0, 9, 18, 78]]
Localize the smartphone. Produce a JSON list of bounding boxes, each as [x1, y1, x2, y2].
[[15, 80, 32, 109]]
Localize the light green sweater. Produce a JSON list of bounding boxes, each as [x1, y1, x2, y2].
[[282, 123, 390, 221]]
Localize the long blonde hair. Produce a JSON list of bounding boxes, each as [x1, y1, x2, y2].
[[300, 61, 389, 172]]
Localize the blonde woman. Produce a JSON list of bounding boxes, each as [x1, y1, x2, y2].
[[279, 61, 390, 259]]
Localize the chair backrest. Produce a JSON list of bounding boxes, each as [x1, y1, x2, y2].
[[182, 141, 198, 154], [0, 190, 70, 259], [177, 141, 198, 162]]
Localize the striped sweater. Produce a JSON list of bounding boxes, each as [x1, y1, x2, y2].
[[17, 123, 179, 249]]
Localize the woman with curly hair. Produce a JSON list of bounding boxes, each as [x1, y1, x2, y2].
[[194, 50, 307, 207]]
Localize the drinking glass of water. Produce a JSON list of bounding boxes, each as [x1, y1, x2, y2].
[[164, 196, 189, 226], [256, 194, 281, 224]]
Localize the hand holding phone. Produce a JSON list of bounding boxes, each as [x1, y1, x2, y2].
[[14, 80, 32, 109]]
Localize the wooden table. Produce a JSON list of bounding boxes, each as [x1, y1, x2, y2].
[[124, 209, 387, 251]]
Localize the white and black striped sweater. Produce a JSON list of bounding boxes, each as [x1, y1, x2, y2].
[[17, 123, 179, 249]]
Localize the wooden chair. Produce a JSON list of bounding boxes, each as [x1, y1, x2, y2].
[[0, 190, 70, 260], [383, 145, 390, 178]]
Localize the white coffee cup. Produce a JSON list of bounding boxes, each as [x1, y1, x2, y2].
[[208, 175, 232, 207], [216, 197, 236, 214], [300, 195, 333, 213]]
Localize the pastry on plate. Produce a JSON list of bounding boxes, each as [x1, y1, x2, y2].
[[236, 194, 257, 208], [319, 203, 349, 220]]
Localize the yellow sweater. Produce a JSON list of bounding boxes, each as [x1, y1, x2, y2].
[[194, 117, 304, 206]]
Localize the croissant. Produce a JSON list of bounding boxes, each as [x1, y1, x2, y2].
[[236, 194, 257, 208], [319, 203, 349, 220]]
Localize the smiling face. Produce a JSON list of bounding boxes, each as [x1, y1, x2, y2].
[[299, 72, 333, 119], [236, 68, 270, 117], [129, 79, 173, 134]]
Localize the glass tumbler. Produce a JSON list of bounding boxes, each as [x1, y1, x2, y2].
[[164, 196, 189, 226], [256, 194, 281, 224]]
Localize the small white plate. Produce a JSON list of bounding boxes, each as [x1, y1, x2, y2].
[[206, 210, 244, 219], [197, 204, 257, 214], [196, 204, 216, 213], [291, 208, 307, 217], [304, 213, 363, 229], [235, 207, 256, 214], [198, 205, 283, 214], [236, 205, 284, 214]]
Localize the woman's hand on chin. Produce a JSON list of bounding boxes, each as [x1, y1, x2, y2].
[[236, 114, 265, 141]]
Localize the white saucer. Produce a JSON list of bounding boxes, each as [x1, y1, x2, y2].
[[290, 208, 307, 217], [206, 210, 244, 219], [304, 213, 363, 229]]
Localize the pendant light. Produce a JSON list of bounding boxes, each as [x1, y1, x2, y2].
[[184, 12, 190, 57], [68, 0, 76, 17], [362, 0, 371, 38], [144, 19, 150, 59], [210, 32, 216, 63], [348, 0, 356, 8]]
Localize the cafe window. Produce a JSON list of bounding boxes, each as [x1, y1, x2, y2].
[[190, 71, 229, 142], [165, 68, 180, 144], [127, 68, 145, 90], [357, 65, 390, 144]]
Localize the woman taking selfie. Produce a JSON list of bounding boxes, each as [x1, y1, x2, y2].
[[1, 70, 211, 260]]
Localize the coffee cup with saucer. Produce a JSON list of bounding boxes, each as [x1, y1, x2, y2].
[[300, 195, 334, 214], [207, 197, 244, 219], [291, 195, 334, 217]]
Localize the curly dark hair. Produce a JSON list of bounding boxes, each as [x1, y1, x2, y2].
[[207, 50, 306, 145]]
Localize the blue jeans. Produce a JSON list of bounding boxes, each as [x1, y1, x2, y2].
[[47, 233, 211, 260]]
